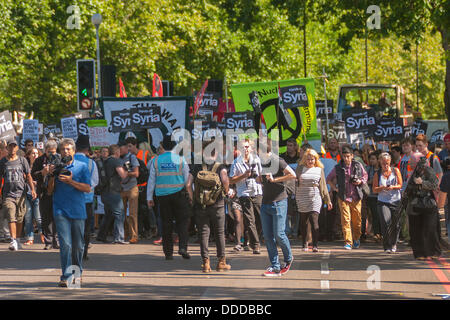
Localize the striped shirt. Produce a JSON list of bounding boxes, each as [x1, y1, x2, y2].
[[297, 166, 322, 213], [229, 155, 263, 198]]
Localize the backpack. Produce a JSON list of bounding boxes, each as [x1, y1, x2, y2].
[[94, 158, 109, 195], [136, 158, 149, 186], [194, 163, 223, 209]]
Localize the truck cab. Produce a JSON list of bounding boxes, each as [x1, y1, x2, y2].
[[336, 84, 413, 126]]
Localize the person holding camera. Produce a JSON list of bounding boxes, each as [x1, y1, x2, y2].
[[406, 152, 441, 260], [229, 139, 263, 254], [31, 139, 59, 250], [0, 139, 37, 251], [327, 146, 368, 250], [47, 138, 91, 287], [372, 152, 403, 253], [118, 140, 140, 244], [96, 144, 130, 244]]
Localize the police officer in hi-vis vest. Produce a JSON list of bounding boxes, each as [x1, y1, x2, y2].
[[147, 134, 191, 260]]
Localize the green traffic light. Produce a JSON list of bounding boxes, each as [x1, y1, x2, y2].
[[82, 88, 88, 96]]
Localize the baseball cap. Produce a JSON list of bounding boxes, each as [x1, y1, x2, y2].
[[444, 133, 450, 142], [6, 138, 17, 146]]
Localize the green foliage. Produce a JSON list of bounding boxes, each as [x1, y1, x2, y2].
[[0, 0, 448, 123]]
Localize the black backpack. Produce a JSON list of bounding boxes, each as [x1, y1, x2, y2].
[[137, 158, 150, 185], [94, 158, 109, 195]]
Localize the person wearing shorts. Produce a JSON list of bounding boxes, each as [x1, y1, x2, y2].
[[0, 139, 37, 251]]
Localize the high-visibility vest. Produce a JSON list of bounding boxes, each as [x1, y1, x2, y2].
[[154, 152, 185, 197], [136, 149, 150, 187], [324, 151, 341, 163]]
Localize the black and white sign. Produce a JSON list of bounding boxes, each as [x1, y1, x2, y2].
[[430, 129, 445, 144], [325, 120, 347, 143], [224, 111, 255, 130], [195, 92, 220, 111], [103, 98, 188, 150], [411, 120, 428, 137], [77, 118, 92, 136], [0, 111, 16, 141], [131, 105, 161, 129], [373, 118, 404, 142], [191, 121, 220, 140], [44, 124, 63, 139], [279, 85, 309, 109], [111, 109, 133, 133], [249, 91, 261, 113], [343, 108, 376, 135], [316, 100, 334, 119]]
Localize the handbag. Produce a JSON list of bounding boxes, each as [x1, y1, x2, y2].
[[409, 195, 437, 215]]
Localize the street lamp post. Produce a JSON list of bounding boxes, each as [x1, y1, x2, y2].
[[91, 13, 102, 107]]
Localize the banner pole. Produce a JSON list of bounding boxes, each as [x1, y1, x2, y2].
[[323, 68, 329, 146], [225, 76, 229, 113]]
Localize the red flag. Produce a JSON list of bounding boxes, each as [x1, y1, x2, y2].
[[193, 79, 209, 117], [119, 77, 127, 98], [152, 73, 163, 97]]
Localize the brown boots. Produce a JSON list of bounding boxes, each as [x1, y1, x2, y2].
[[201, 257, 231, 273], [216, 257, 231, 272], [201, 258, 211, 273]]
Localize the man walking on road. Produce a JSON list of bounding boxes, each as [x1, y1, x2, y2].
[[47, 138, 91, 287], [327, 146, 368, 250], [0, 139, 37, 251], [147, 134, 191, 260]]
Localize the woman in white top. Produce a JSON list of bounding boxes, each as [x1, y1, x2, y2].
[[295, 149, 332, 252], [372, 152, 403, 253]]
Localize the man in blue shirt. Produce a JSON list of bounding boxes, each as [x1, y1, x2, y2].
[[48, 138, 91, 288]]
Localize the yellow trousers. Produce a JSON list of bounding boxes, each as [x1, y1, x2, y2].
[[338, 199, 362, 246]]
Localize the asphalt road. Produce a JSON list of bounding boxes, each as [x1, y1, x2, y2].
[[0, 235, 449, 301]]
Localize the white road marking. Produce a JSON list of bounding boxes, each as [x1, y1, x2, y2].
[[321, 280, 330, 291], [321, 262, 330, 275]]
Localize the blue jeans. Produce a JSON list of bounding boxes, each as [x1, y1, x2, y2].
[[260, 199, 292, 270], [54, 214, 85, 281], [99, 193, 125, 242], [24, 194, 41, 241]]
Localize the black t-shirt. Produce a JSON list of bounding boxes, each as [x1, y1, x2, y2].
[[0, 156, 30, 199], [261, 154, 289, 204], [105, 157, 123, 194], [439, 171, 450, 203], [281, 152, 299, 196], [191, 163, 227, 208]]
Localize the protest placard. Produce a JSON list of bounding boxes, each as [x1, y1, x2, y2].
[[87, 119, 109, 150], [224, 111, 255, 130], [61, 117, 78, 140], [373, 118, 404, 142], [0, 111, 16, 141], [342, 108, 376, 135], [279, 85, 309, 109], [22, 119, 39, 142], [411, 120, 428, 137]]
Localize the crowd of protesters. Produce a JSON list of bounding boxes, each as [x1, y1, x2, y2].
[[0, 129, 449, 286]]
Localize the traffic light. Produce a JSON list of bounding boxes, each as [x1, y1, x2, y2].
[[77, 59, 95, 111]]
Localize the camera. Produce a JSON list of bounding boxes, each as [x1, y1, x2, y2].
[[250, 163, 258, 179], [48, 153, 72, 177], [123, 160, 132, 172], [443, 157, 450, 172]]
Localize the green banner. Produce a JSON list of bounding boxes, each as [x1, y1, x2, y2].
[[231, 78, 321, 152]]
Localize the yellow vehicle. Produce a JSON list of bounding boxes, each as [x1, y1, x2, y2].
[[336, 84, 414, 126]]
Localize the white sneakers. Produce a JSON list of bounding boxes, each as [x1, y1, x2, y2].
[[8, 239, 19, 251]]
